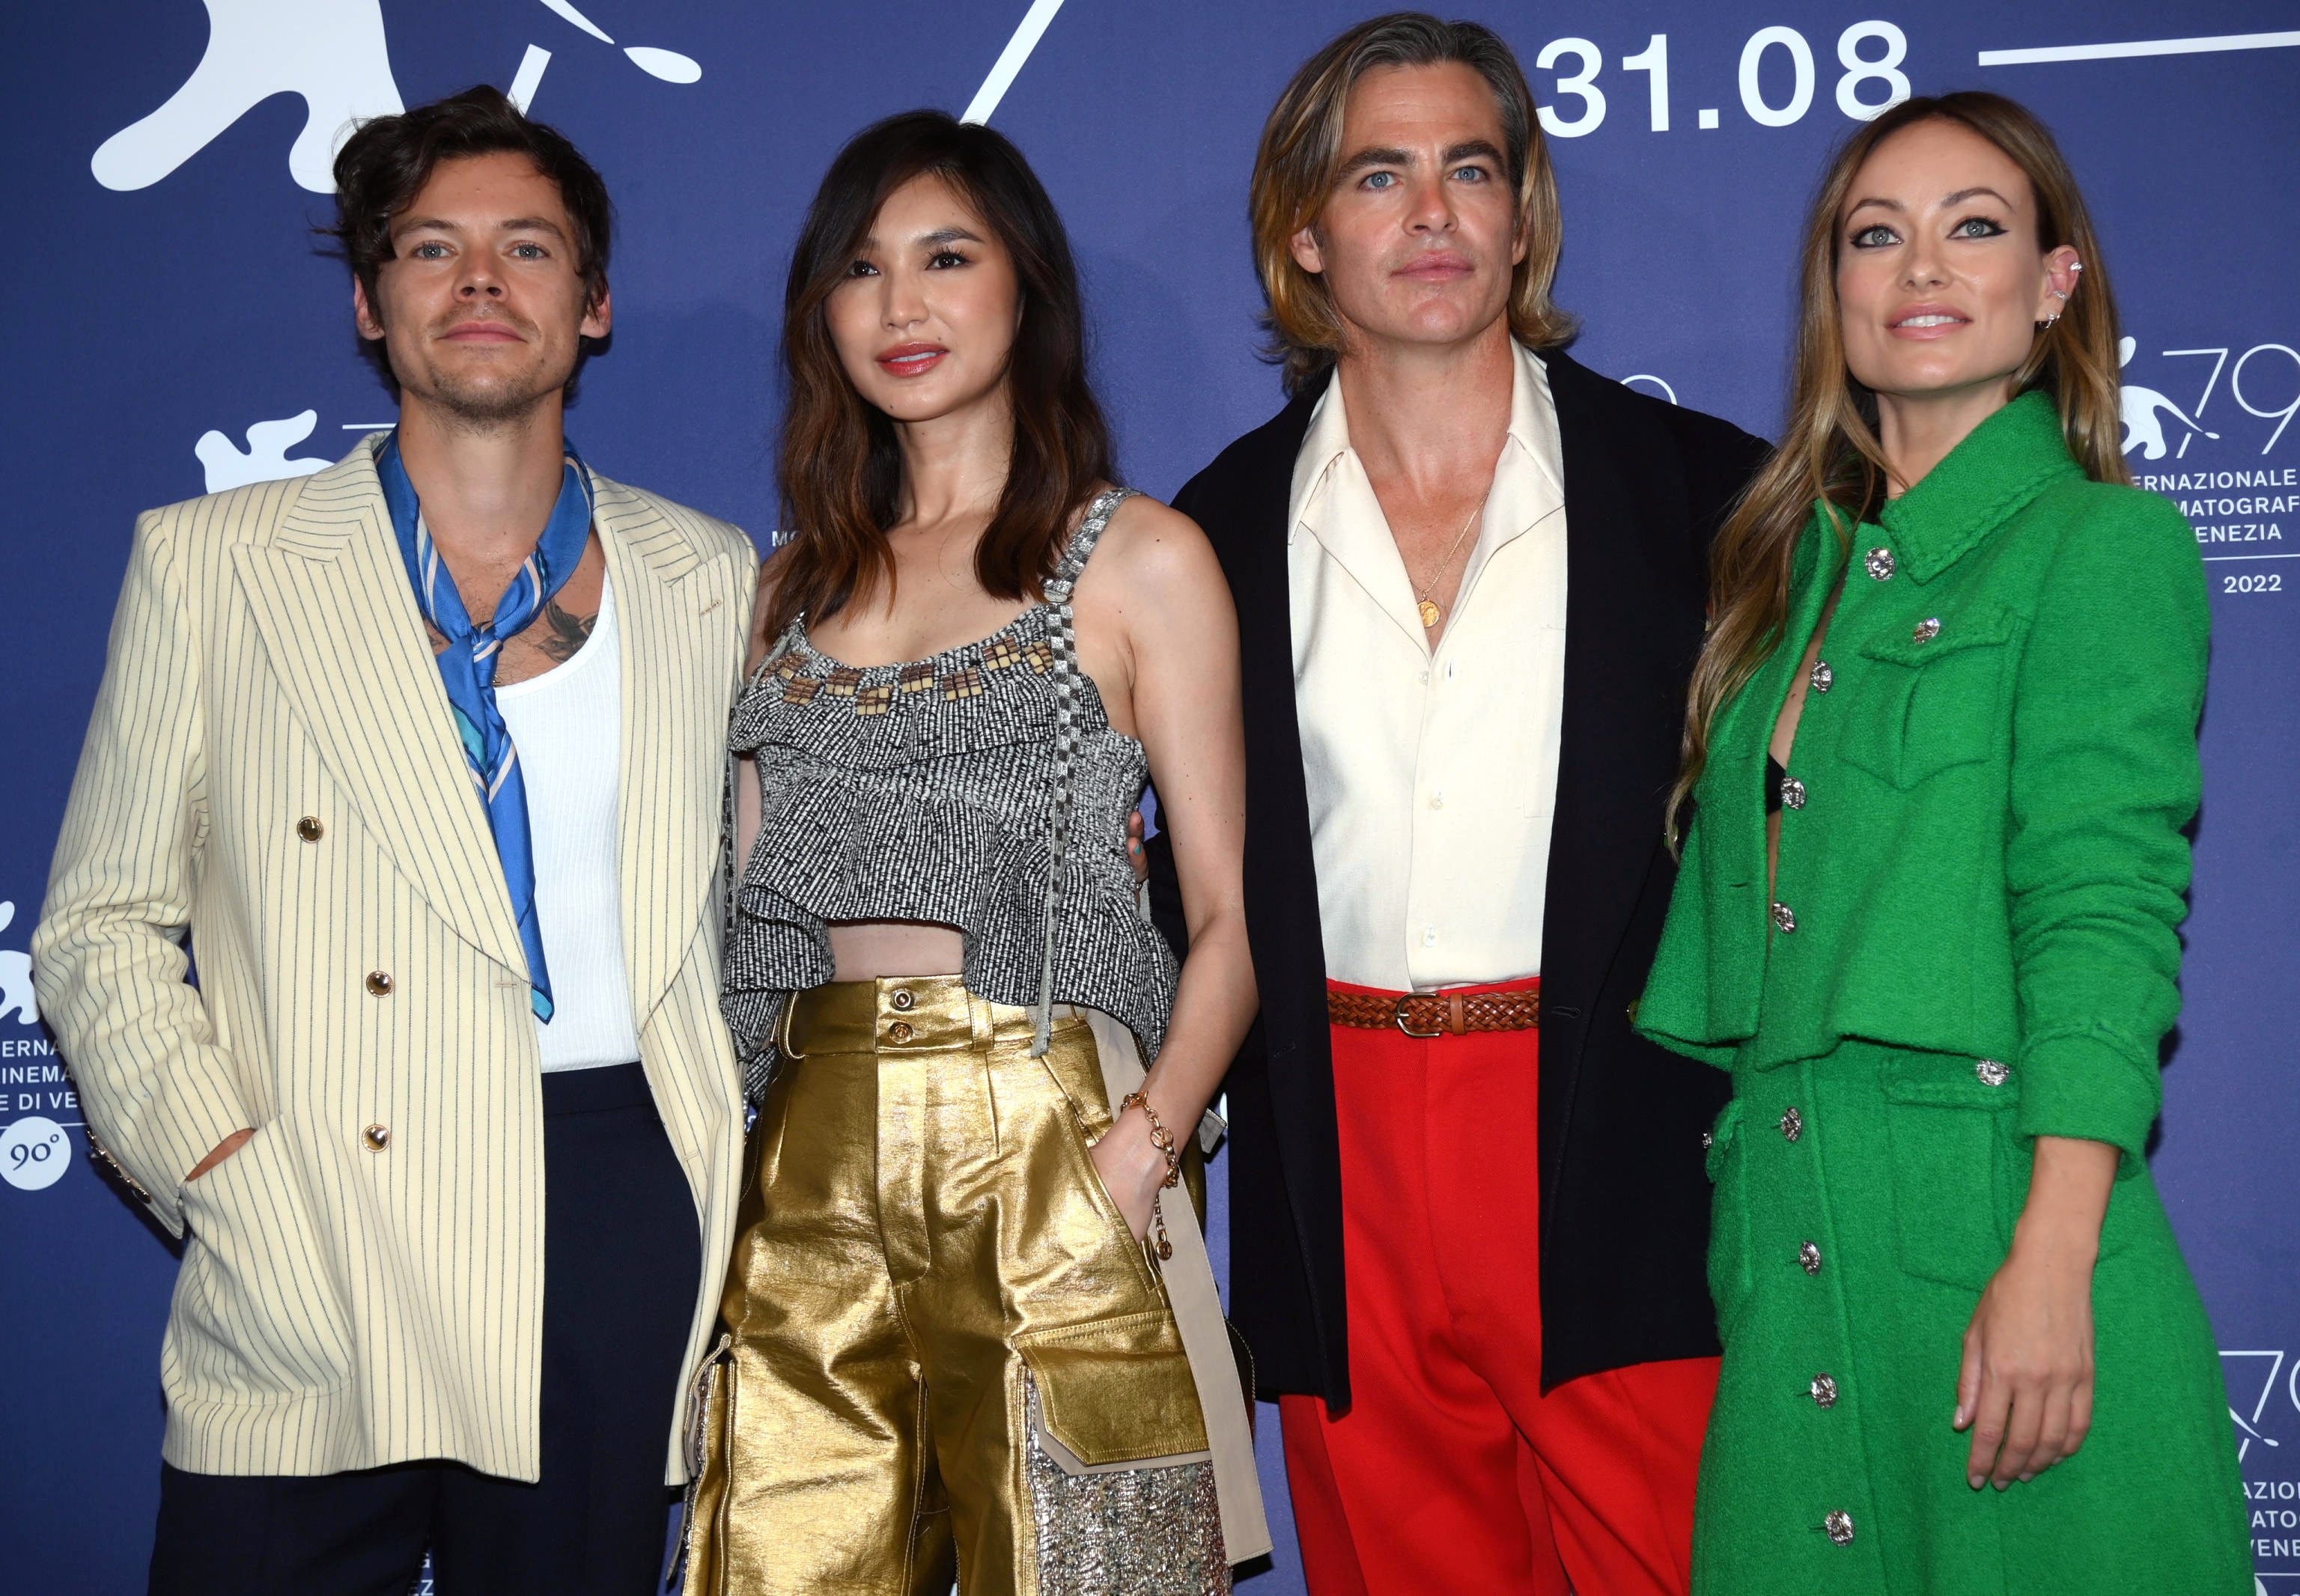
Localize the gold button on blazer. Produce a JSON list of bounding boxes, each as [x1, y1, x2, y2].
[[35, 438, 758, 1485]]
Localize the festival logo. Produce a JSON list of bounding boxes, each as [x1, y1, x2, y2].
[[0, 901, 73, 1196], [198, 410, 336, 493], [2120, 338, 2218, 462], [91, 0, 401, 194], [0, 902, 36, 1029], [2121, 334, 2298, 571], [2120, 333, 2300, 464], [91, 0, 700, 196], [2227, 1349, 2300, 1580], [2228, 1347, 2292, 1464], [0, 1114, 70, 1193]]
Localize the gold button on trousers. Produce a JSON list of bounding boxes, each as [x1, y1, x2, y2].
[[683, 976, 1226, 1596]]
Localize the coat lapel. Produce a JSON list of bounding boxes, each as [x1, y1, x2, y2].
[[1542, 354, 1686, 998], [1534, 353, 1724, 1227], [1218, 392, 1330, 1066], [592, 476, 740, 1026], [1205, 389, 1355, 1395], [231, 437, 529, 975]]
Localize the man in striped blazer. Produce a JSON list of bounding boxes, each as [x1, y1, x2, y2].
[[36, 88, 758, 1596]]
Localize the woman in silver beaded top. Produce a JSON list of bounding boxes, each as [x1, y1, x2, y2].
[[679, 112, 1268, 1596]]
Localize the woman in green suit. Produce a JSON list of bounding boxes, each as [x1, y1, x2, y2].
[[1637, 92, 2250, 1594]]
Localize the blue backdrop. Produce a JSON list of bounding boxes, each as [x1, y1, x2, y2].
[[2, 3, 2296, 1591]]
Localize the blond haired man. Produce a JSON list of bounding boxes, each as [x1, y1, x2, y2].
[[1149, 14, 1766, 1592]]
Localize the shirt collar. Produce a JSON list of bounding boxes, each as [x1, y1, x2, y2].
[[1289, 338, 1563, 544], [1875, 390, 2081, 582], [1287, 370, 1354, 543], [1504, 338, 1564, 508]]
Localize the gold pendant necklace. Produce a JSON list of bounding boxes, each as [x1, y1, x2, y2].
[[1411, 493, 1488, 630]]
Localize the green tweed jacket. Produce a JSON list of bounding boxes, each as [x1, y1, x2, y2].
[[1638, 391, 2207, 1166], [1634, 395, 2248, 1593]]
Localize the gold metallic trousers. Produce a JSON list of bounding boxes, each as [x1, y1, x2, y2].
[[682, 977, 1228, 1596]]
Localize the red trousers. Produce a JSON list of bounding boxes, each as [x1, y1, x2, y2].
[[1279, 978, 1719, 1596]]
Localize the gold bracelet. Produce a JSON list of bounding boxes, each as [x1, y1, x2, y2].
[[1119, 1090, 1181, 1261], [1118, 1091, 1181, 1190]]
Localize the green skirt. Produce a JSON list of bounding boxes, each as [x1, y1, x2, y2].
[[1694, 1038, 2251, 1595]]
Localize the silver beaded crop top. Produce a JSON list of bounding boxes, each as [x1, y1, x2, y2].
[[722, 488, 1176, 1099]]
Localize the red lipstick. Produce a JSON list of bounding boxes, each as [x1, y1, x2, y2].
[[877, 341, 948, 377]]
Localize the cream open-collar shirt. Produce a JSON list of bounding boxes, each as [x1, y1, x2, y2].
[[1289, 339, 1568, 991]]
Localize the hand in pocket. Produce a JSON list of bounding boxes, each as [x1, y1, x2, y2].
[[1089, 1109, 1166, 1241], [187, 1127, 255, 1183]]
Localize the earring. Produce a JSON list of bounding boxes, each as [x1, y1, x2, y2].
[[2051, 288, 2069, 301], [2042, 312, 2062, 329]]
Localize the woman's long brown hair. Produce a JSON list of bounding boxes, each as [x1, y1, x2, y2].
[[764, 111, 1114, 639], [1667, 91, 2129, 847]]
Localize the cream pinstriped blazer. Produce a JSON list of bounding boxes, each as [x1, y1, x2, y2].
[[34, 437, 757, 1483]]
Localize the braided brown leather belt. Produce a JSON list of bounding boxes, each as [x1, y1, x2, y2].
[[1327, 987, 1541, 1037]]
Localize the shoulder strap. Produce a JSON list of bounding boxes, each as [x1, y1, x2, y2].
[[1047, 487, 1136, 597], [1030, 486, 1133, 1054], [743, 617, 805, 691]]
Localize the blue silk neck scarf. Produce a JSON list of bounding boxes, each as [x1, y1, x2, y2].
[[375, 431, 594, 1023]]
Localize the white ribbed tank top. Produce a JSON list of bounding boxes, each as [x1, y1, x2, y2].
[[496, 574, 642, 1072]]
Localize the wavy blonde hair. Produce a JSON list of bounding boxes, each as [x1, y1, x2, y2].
[[1250, 12, 1574, 392], [1667, 91, 2129, 845]]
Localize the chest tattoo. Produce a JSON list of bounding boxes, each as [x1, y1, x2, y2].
[[422, 600, 597, 666], [537, 598, 597, 663]]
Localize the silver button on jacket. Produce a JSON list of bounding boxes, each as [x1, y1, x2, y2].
[[1864, 546, 1896, 581]]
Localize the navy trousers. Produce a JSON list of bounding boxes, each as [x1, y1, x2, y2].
[[149, 1063, 702, 1596]]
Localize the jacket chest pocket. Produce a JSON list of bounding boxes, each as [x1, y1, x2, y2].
[[1838, 609, 2017, 789]]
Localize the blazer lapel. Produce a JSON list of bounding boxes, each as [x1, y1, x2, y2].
[[593, 476, 740, 1025], [1544, 356, 1673, 975], [1536, 356, 1715, 1117], [1216, 393, 1329, 1067], [231, 438, 528, 975]]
